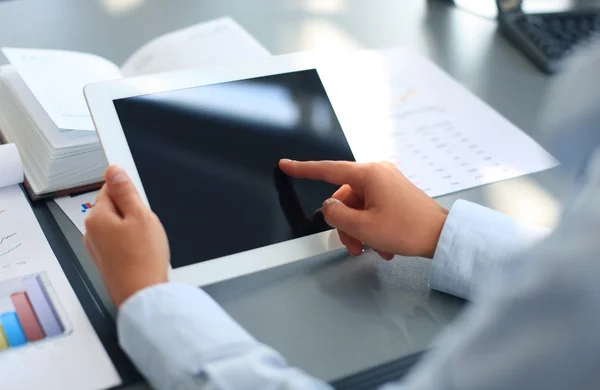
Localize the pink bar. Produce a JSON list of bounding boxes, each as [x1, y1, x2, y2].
[[11, 292, 45, 342]]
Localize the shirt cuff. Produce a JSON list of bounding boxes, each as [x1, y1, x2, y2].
[[117, 283, 258, 390], [429, 200, 551, 300]]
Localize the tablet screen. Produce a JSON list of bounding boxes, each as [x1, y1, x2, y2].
[[113, 69, 355, 269]]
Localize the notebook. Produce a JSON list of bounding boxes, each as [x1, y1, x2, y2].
[[0, 17, 270, 200]]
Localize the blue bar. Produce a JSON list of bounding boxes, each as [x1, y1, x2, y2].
[[0, 312, 27, 347], [23, 276, 63, 337]]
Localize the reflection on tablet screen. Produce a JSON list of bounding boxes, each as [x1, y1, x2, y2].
[[113, 69, 355, 268]]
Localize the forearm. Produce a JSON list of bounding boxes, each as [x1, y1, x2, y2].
[[116, 202, 550, 390], [118, 283, 331, 390], [429, 200, 551, 300]]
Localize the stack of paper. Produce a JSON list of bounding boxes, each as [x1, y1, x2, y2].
[[0, 65, 105, 197], [0, 17, 270, 199]]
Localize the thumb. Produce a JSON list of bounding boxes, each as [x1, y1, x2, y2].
[[322, 198, 370, 239], [105, 165, 143, 217]]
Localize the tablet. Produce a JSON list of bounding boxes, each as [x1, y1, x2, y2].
[[84, 52, 357, 286]]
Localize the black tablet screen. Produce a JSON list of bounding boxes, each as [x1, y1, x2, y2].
[[113, 69, 355, 269]]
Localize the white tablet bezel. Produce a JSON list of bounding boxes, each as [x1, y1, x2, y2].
[[84, 51, 348, 287]]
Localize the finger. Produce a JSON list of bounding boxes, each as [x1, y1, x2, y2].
[[83, 234, 102, 270], [332, 186, 365, 254], [338, 230, 363, 256], [85, 186, 120, 234], [322, 198, 371, 240], [91, 185, 118, 218], [377, 251, 395, 261], [279, 159, 365, 188], [83, 235, 94, 258], [347, 241, 364, 256], [380, 161, 398, 171], [338, 229, 351, 246], [332, 185, 363, 209], [105, 165, 144, 217]]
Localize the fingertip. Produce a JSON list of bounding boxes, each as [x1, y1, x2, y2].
[[279, 159, 295, 173], [104, 165, 143, 216], [379, 252, 395, 261], [351, 247, 364, 256], [322, 198, 368, 239], [322, 197, 341, 213], [347, 241, 363, 256], [106, 165, 129, 185]]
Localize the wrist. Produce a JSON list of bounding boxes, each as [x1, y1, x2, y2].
[[422, 207, 449, 259], [109, 274, 168, 308]]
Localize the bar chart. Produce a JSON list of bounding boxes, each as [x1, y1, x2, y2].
[[0, 272, 68, 352]]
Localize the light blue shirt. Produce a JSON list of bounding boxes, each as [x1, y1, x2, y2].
[[117, 44, 600, 389], [117, 196, 554, 390]]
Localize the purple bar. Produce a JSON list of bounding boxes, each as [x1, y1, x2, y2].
[[23, 275, 63, 337]]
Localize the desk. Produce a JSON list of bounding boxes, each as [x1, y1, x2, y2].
[[0, 0, 569, 388]]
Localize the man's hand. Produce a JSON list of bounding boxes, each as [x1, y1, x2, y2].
[[84, 165, 170, 307], [279, 159, 448, 259]]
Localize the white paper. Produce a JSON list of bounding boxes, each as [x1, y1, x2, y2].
[[0, 185, 120, 389], [1, 48, 123, 131], [318, 48, 559, 198], [1, 18, 269, 134], [0, 67, 107, 194], [120, 17, 270, 76], [0, 144, 23, 188], [53, 190, 100, 234]]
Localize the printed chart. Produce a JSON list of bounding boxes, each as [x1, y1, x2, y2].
[[0, 272, 69, 352], [0, 185, 120, 390], [0, 205, 27, 267]]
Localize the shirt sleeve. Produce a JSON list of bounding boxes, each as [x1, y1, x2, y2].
[[118, 283, 331, 390], [116, 202, 550, 390], [428, 200, 551, 300], [393, 169, 600, 389]]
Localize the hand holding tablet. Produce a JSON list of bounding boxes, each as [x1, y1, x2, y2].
[[85, 53, 357, 286], [85, 48, 557, 286], [83, 166, 169, 307], [84, 158, 449, 308]]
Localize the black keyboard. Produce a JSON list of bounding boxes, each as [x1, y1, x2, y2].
[[500, 10, 600, 73]]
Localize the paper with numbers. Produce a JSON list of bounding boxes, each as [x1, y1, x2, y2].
[[318, 48, 559, 198]]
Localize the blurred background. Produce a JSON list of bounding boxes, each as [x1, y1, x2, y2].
[[0, 0, 583, 228], [0, 1, 598, 388]]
